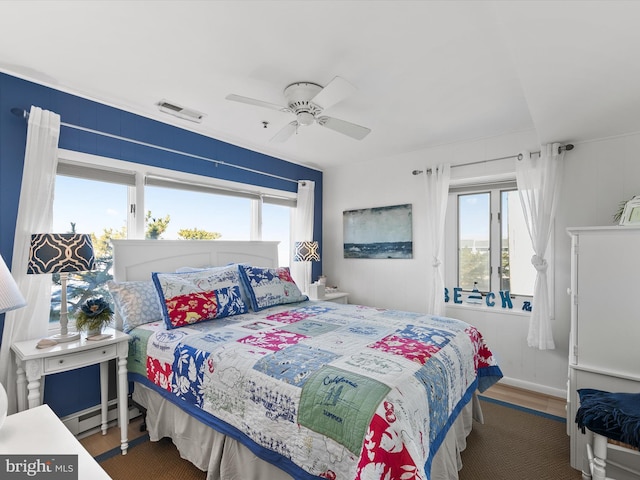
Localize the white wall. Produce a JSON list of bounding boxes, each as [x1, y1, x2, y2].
[[323, 128, 640, 398]]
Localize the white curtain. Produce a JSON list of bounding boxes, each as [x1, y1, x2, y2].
[[0, 106, 61, 413], [424, 164, 451, 315], [516, 143, 564, 350], [290, 180, 315, 293]]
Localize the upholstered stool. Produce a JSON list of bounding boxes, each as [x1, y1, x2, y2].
[[576, 389, 640, 480]]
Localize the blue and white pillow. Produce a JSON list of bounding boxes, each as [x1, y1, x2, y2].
[[175, 264, 251, 308], [107, 280, 163, 333], [238, 265, 307, 311]]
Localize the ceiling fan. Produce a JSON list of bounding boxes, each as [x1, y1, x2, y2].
[[226, 76, 371, 142]]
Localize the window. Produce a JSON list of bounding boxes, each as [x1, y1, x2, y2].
[[50, 150, 295, 325], [500, 190, 536, 296], [51, 174, 130, 325], [453, 183, 535, 297], [458, 192, 490, 291], [145, 184, 252, 240], [262, 203, 292, 268]]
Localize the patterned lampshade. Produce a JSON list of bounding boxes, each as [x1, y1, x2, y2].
[[293, 241, 320, 262], [26, 233, 95, 343], [0, 254, 26, 314], [27, 233, 95, 274]]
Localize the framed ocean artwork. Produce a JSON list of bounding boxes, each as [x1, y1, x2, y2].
[[343, 204, 413, 259]]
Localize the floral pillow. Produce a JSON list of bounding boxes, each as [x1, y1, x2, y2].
[[107, 280, 164, 333], [175, 264, 252, 308], [238, 265, 308, 311], [152, 265, 248, 329]]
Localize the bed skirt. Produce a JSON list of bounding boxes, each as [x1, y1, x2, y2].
[[132, 382, 482, 480]]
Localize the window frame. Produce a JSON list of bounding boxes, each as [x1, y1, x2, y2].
[[49, 149, 297, 332], [57, 149, 297, 241], [445, 178, 553, 313], [456, 189, 492, 293], [499, 188, 536, 296]]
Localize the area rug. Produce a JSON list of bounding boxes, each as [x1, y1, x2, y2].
[[98, 398, 581, 480], [98, 436, 206, 480], [459, 397, 581, 480]]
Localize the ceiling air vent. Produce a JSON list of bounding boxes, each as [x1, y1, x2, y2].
[[157, 99, 206, 123]]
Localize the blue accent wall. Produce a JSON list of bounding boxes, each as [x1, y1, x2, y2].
[[0, 72, 323, 417]]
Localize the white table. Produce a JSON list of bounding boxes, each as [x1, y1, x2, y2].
[[0, 404, 111, 479], [12, 328, 130, 454], [321, 291, 349, 304]]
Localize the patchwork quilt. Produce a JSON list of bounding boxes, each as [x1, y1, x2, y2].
[[128, 301, 502, 480]]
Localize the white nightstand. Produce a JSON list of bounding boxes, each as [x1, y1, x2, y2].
[[11, 327, 130, 455], [0, 404, 110, 478], [321, 292, 349, 304]]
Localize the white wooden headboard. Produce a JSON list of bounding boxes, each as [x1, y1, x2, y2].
[[111, 239, 280, 282]]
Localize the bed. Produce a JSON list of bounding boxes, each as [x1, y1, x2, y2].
[[110, 239, 502, 480]]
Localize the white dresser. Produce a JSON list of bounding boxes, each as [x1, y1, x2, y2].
[[567, 226, 640, 477], [0, 404, 110, 478]]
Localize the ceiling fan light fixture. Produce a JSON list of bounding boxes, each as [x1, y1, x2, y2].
[[226, 76, 371, 141], [297, 111, 315, 126]]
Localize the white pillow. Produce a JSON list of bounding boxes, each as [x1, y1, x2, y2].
[[175, 265, 215, 273], [107, 280, 163, 332]]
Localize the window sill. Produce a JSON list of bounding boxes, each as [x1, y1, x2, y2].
[[446, 302, 532, 318], [47, 323, 62, 335]]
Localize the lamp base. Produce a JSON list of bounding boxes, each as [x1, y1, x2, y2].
[[50, 331, 81, 343]]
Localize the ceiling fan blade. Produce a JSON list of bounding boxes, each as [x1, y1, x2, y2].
[[270, 121, 298, 143], [225, 94, 290, 113], [317, 116, 371, 140], [310, 76, 357, 110]]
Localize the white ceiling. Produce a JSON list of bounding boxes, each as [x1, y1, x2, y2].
[[1, 1, 640, 170]]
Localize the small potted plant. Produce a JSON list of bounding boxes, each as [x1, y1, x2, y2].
[[76, 297, 113, 336]]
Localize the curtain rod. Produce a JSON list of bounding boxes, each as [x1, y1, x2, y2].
[[411, 143, 574, 176], [10, 107, 301, 185]]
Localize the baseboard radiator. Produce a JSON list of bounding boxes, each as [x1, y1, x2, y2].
[[61, 400, 141, 439]]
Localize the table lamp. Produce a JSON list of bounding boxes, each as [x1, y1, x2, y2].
[[0, 252, 27, 429], [293, 241, 320, 294], [27, 233, 95, 343]]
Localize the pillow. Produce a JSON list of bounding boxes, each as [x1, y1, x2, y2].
[[175, 266, 216, 273], [152, 265, 248, 329], [174, 264, 252, 308], [238, 265, 308, 311], [107, 280, 164, 333]]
